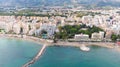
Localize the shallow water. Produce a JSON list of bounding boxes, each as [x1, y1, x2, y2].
[[0, 38, 42, 67], [31, 46, 120, 67], [1, 38, 120, 67]]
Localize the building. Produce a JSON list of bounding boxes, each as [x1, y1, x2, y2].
[[91, 31, 105, 41], [105, 30, 112, 40], [74, 34, 89, 41], [99, 31, 105, 39], [35, 22, 56, 38]]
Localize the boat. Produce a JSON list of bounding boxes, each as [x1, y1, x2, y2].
[[80, 45, 90, 51]]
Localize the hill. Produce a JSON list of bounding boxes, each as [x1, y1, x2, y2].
[[0, 0, 120, 7]]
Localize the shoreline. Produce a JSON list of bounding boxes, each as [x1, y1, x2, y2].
[[0, 34, 53, 46], [0, 34, 118, 51], [1, 34, 120, 67], [0, 34, 116, 48], [52, 41, 115, 48]]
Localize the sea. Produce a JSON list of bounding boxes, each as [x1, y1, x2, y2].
[[0, 38, 120, 67], [0, 38, 42, 67], [31, 46, 120, 67]]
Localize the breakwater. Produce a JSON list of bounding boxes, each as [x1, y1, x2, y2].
[[22, 45, 46, 67]]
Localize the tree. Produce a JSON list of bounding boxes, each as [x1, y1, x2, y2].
[[53, 32, 57, 43], [58, 26, 62, 32], [28, 25, 31, 30], [20, 27, 23, 34], [111, 34, 118, 42], [41, 30, 47, 34], [56, 24, 104, 40]]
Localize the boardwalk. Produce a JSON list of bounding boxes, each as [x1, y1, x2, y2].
[[22, 45, 46, 67]]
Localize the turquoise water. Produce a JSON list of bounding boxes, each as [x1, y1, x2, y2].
[[31, 46, 120, 67], [0, 38, 42, 67], [1, 38, 120, 67]]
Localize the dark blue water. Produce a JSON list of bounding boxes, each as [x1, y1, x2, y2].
[[31, 46, 120, 67], [0, 38, 42, 67]]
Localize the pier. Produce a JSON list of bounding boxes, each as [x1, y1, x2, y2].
[[22, 45, 46, 67]]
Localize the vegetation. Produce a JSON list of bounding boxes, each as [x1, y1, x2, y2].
[[0, 29, 5, 33], [55, 24, 104, 40], [0, 12, 67, 17], [76, 11, 101, 17], [41, 30, 47, 35], [111, 34, 120, 42]]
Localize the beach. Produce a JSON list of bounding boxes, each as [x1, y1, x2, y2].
[[0, 34, 52, 46], [52, 41, 115, 48], [0, 34, 116, 49]]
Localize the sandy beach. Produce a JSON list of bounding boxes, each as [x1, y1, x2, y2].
[[0, 34, 52, 46], [0, 34, 116, 49], [52, 41, 115, 48]]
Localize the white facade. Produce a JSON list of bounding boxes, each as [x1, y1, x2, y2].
[[91, 31, 105, 40], [74, 34, 89, 41]]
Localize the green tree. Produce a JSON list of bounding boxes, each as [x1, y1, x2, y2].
[[41, 30, 47, 34], [111, 34, 118, 42], [56, 24, 104, 40]]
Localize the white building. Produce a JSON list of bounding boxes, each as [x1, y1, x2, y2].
[[91, 31, 105, 40], [74, 34, 89, 41]]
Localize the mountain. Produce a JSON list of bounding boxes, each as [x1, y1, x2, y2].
[[0, 0, 120, 7], [0, 0, 72, 7], [78, 0, 120, 7]]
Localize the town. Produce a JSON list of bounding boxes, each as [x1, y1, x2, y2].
[[1, 0, 120, 67], [0, 7, 120, 43]]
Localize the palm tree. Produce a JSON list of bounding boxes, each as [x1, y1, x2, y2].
[[20, 27, 23, 38], [53, 32, 57, 43]]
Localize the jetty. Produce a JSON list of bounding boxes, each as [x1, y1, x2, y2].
[[22, 45, 46, 67]]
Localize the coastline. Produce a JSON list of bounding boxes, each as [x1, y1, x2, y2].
[[52, 41, 115, 48], [0, 34, 116, 49], [2, 34, 120, 52], [1, 34, 120, 67], [0, 34, 52, 46]]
